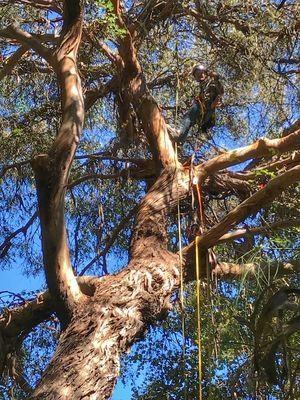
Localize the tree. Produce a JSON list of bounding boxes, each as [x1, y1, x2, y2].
[[0, 0, 299, 398]]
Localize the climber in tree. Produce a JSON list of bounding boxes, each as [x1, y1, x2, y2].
[[173, 64, 224, 143]]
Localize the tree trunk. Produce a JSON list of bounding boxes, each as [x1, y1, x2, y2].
[[31, 249, 179, 400]]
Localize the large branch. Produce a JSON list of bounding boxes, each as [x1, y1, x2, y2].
[[195, 125, 300, 182], [0, 25, 54, 65], [0, 46, 28, 80], [183, 164, 300, 268], [31, 0, 85, 325], [212, 260, 300, 279], [218, 219, 300, 243]]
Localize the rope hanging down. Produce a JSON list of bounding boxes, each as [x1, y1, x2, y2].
[[173, 37, 204, 399], [195, 234, 203, 400], [174, 38, 188, 400]]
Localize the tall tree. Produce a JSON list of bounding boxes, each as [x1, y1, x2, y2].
[[0, 0, 299, 398]]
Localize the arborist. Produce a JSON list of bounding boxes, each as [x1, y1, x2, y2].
[[172, 64, 224, 143]]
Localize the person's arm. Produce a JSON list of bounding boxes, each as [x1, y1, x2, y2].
[[211, 75, 224, 108], [211, 94, 222, 108]]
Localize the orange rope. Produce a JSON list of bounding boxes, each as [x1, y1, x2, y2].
[[196, 182, 205, 228]]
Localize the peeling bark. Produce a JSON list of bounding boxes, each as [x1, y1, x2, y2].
[[31, 254, 179, 399], [31, 0, 85, 324]]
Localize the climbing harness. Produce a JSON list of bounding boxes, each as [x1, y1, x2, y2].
[[195, 95, 206, 125]]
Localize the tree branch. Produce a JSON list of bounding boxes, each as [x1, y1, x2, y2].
[[0, 25, 54, 66], [68, 165, 155, 189], [0, 277, 100, 342], [0, 46, 28, 81], [201, 165, 300, 248], [31, 0, 85, 325], [79, 205, 139, 276], [83, 29, 122, 66], [84, 76, 118, 111], [0, 212, 38, 258], [2, 0, 61, 13], [0, 160, 31, 180], [212, 260, 300, 279], [195, 124, 300, 181], [218, 219, 300, 243], [183, 164, 300, 267]]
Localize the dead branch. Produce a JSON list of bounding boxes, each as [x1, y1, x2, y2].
[[0, 212, 38, 258], [79, 205, 139, 276]]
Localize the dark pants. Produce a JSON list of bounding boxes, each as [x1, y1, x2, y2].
[[176, 100, 215, 143]]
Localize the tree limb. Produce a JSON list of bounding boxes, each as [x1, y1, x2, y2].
[[0, 25, 54, 66], [218, 219, 300, 243], [183, 164, 300, 268], [79, 205, 139, 276], [31, 0, 85, 325], [195, 124, 300, 181], [0, 46, 28, 81], [0, 212, 38, 258], [212, 260, 300, 279], [2, 0, 61, 13]]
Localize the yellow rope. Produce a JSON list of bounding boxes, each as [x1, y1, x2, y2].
[[175, 142, 187, 400], [195, 235, 203, 400], [173, 39, 188, 400]]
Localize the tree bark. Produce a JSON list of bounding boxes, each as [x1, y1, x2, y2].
[[31, 168, 182, 399], [31, 250, 179, 399]]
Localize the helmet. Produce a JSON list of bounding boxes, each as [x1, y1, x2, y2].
[[192, 64, 206, 76]]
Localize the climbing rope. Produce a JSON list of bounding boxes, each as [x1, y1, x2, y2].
[[173, 38, 205, 398], [195, 235, 203, 400], [195, 178, 205, 400], [173, 36, 188, 400]]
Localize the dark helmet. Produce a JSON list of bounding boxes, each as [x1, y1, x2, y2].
[[192, 64, 206, 77]]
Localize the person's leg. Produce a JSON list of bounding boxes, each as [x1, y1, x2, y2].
[[177, 101, 200, 143], [201, 107, 216, 133]]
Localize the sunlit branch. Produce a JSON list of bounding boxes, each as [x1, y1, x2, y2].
[[183, 165, 300, 268], [2, 0, 61, 13], [0, 25, 54, 65], [218, 219, 300, 243], [213, 260, 300, 279], [196, 124, 300, 180], [199, 164, 300, 248], [0, 46, 28, 80]]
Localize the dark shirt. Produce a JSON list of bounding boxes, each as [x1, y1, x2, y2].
[[198, 73, 224, 106]]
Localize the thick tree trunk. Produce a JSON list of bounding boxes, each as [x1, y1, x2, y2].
[[31, 167, 184, 399], [31, 249, 179, 400]]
